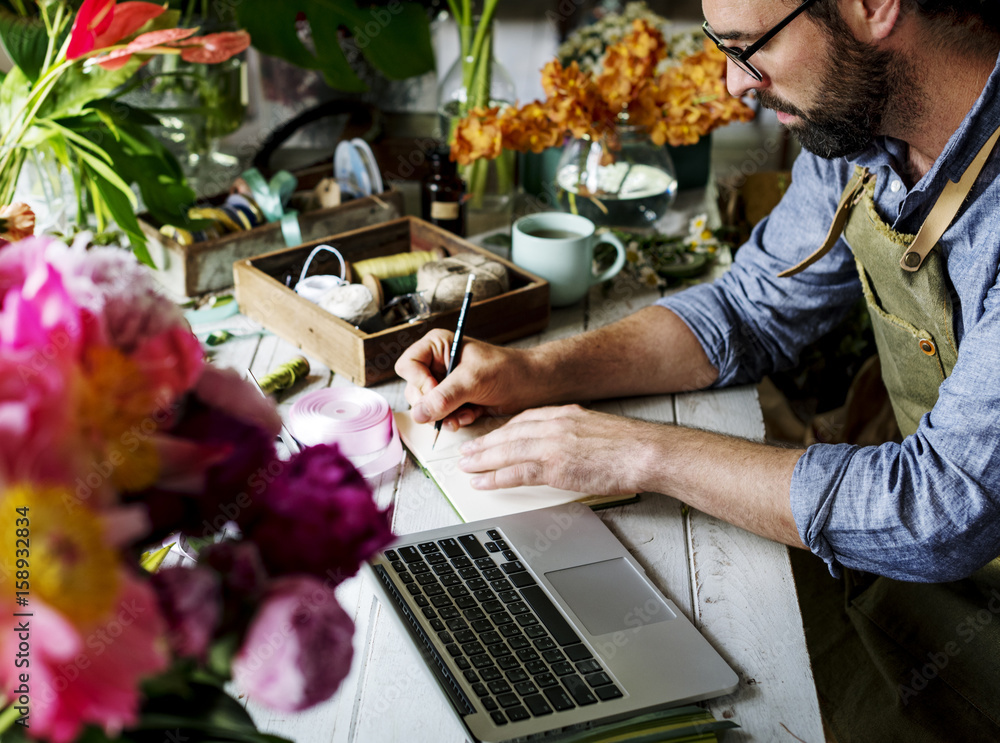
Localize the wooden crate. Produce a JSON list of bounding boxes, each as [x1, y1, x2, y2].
[[233, 217, 550, 387], [142, 190, 406, 298]]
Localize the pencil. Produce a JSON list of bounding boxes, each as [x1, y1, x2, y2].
[[432, 273, 476, 449]]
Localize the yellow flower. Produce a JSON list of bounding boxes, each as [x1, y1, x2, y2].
[[78, 345, 160, 492], [0, 484, 121, 625]]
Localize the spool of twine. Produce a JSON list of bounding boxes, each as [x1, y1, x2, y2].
[[258, 356, 311, 395], [351, 248, 444, 282], [362, 272, 419, 309], [416, 253, 509, 311], [319, 283, 380, 326]]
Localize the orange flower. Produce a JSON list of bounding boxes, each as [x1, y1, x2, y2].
[[0, 202, 35, 242], [450, 19, 754, 162]]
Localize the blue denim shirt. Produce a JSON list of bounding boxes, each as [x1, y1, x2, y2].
[[659, 53, 1000, 582]]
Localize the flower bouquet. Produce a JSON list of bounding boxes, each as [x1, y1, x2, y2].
[[451, 17, 754, 224], [0, 0, 251, 264], [0, 234, 393, 741]]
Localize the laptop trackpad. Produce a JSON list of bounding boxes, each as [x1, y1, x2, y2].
[[545, 558, 675, 636]]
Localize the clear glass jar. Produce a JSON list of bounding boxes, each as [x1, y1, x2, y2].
[[554, 124, 678, 229]]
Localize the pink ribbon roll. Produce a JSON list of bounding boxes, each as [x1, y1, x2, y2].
[[288, 388, 403, 478]]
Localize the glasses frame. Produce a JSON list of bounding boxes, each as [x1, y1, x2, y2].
[[702, 0, 821, 82]]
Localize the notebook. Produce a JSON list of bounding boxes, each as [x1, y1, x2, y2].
[[394, 411, 638, 522], [367, 502, 740, 742]]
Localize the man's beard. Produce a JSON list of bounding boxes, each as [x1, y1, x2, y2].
[[757, 31, 910, 159]]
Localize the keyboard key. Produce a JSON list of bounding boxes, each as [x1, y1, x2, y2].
[[414, 595, 429, 607], [492, 612, 514, 626], [475, 556, 496, 569], [463, 669, 479, 682], [446, 618, 468, 632], [482, 696, 498, 711], [534, 637, 556, 651], [432, 563, 455, 576], [472, 655, 495, 669], [398, 546, 423, 563], [421, 607, 436, 619], [437, 538, 464, 558], [507, 602, 530, 615], [485, 541, 500, 553], [440, 574, 462, 587], [524, 625, 547, 639], [509, 636, 530, 651], [498, 590, 520, 603], [399, 573, 414, 584], [490, 578, 514, 592], [455, 629, 476, 644], [525, 661, 548, 676], [498, 624, 521, 638], [506, 668, 529, 683], [520, 586, 581, 646], [507, 705, 531, 721], [438, 607, 459, 620], [497, 656, 520, 670], [384, 549, 399, 561], [424, 584, 444, 596], [543, 686, 576, 711], [459, 534, 489, 558], [391, 560, 406, 572], [536, 673, 559, 688], [487, 529, 502, 540], [484, 568, 504, 581], [496, 540, 510, 551], [460, 567, 480, 580], [502, 550, 517, 561], [575, 659, 601, 675], [482, 600, 505, 614], [562, 675, 597, 706], [415, 573, 438, 586], [456, 596, 477, 610], [455, 656, 471, 670], [551, 661, 574, 676], [430, 618, 445, 631], [497, 693, 520, 708], [542, 649, 565, 664], [514, 681, 538, 696], [438, 631, 453, 644], [418, 542, 439, 554], [516, 648, 539, 663], [480, 631, 503, 646], [426, 553, 447, 565], [490, 710, 507, 725], [487, 679, 511, 695], [471, 619, 493, 633], [516, 614, 539, 628], [509, 572, 537, 588], [466, 577, 487, 591], [585, 671, 613, 687], [472, 682, 489, 697], [452, 556, 473, 569], [447, 585, 470, 598], [406, 584, 422, 596], [430, 595, 453, 608], [410, 562, 430, 574], [446, 643, 462, 657], [565, 644, 593, 662], [464, 608, 486, 621], [488, 643, 511, 658], [595, 685, 623, 701], [501, 561, 525, 574], [480, 666, 502, 681], [463, 642, 486, 656]]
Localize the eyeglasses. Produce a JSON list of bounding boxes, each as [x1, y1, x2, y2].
[[702, 0, 821, 82]]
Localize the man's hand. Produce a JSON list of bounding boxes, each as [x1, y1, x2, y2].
[[456, 405, 658, 495], [394, 329, 533, 431]]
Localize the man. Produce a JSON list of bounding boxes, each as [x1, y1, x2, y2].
[[396, 0, 1000, 739]]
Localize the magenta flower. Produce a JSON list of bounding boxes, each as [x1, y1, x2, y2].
[[231, 576, 354, 711], [65, 0, 116, 60], [151, 565, 221, 659], [244, 444, 394, 582]]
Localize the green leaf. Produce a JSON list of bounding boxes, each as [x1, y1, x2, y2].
[[0, 8, 48, 81], [0, 64, 29, 133], [83, 160, 154, 266], [40, 57, 144, 120], [235, 0, 433, 91]]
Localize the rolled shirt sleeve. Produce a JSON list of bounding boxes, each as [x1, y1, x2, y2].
[[657, 138, 1000, 582]]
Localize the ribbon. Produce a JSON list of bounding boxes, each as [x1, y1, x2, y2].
[[240, 167, 302, 247], [288, 388, 403, 478]]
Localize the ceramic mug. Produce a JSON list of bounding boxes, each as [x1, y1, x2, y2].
[[511, 212, 627, 307]]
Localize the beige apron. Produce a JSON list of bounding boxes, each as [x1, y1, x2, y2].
[[782, 129, 1000, 741]]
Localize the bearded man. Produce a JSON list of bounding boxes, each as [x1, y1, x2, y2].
[[397, 1, 1000, 739]]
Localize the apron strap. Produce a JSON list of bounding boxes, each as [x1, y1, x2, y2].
[[900, 124, 1000, 271], [778, 168, 872, 278]]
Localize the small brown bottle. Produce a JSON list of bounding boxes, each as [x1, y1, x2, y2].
[[422, 145, 467, 237]]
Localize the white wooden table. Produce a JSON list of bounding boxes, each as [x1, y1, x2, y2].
[[202, 262, 823, 742]]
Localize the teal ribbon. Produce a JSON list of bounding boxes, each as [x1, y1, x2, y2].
[[241, 167, 302, 247]]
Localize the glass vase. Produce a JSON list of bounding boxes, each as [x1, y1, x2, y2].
[[554, 125, 678, 229], [436, 18, 517, 231]]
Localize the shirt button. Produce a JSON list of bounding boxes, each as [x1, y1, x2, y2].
[[890, 180, 902, 193], [918, 338, 936, 356]]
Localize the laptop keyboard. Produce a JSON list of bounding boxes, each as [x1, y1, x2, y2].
[[374, 528, 623, 727]]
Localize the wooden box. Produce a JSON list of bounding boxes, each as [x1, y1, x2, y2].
[[141, 190, 406, 298], [233, 217, 550, 387]]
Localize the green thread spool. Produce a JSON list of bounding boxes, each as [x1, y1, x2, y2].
[[361, 272, 419, 309], [258, 356, 310, 395], [351, 249, 443, 282]]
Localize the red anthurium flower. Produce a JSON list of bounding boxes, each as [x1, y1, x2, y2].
[[94, 26, 199, 70], [93, 2, 166, 49], [175, 30, 251, 64], [66, 0, 117, 60]]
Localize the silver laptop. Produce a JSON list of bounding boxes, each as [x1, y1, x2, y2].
[[367, 502, 739, 742]]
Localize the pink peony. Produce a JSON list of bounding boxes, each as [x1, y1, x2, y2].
[[231, 576, 354, 711], [0, 572, 169, 743], [244, 444, 394, 582]]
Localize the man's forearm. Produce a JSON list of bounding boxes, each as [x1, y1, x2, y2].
[[520, 305, 720, 407], [636, 423, 806, 548]]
